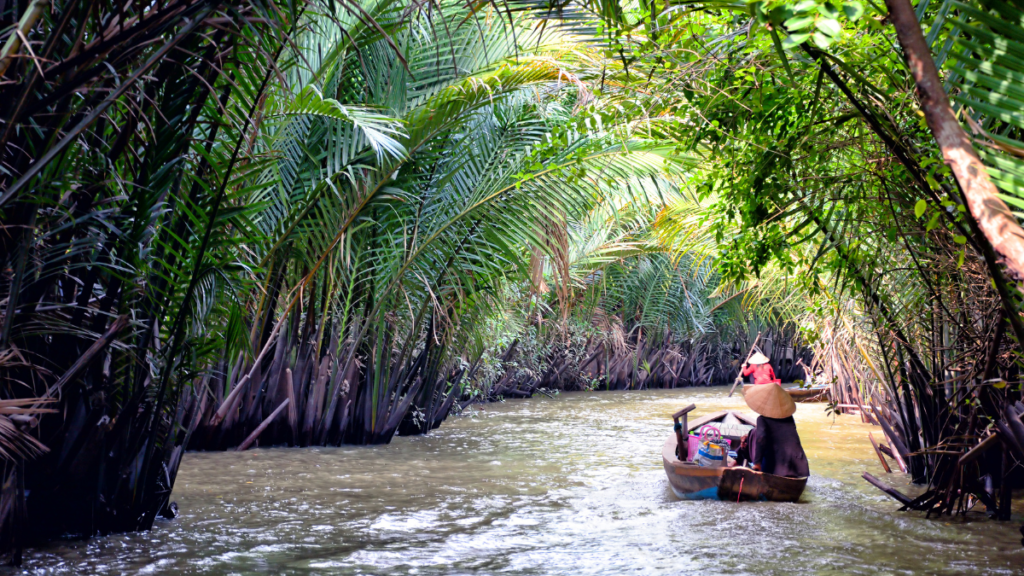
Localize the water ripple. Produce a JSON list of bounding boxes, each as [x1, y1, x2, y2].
[[13, 388, 1024, 575]]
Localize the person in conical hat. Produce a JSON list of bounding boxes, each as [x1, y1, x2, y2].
[[741, 351, 781, 385], [743, 384, 809, 478]]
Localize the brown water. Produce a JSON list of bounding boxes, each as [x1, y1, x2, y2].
[[16, 388, 1024, 575]]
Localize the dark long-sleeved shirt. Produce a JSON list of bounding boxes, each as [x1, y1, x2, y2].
[[754, 415, 810, 478]]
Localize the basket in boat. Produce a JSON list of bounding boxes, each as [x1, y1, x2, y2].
[[687, 433, 700, 460], [694, 425, 730, 466], [687, 426, 735, 461]]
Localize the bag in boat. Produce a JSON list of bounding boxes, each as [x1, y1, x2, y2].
[[696, 425, 730, 467]]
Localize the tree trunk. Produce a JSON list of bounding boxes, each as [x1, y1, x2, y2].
[[885, 0, 1024, 283]]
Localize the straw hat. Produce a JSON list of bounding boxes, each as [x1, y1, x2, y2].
[[743, 382, 796, 419], [748, 352, 770, 365]]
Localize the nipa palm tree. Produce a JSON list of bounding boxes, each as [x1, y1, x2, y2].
[[0, 0, 405, 554], [189, 0, 690, 448]]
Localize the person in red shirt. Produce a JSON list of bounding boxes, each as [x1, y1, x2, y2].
[[741, 352, 780, 385]]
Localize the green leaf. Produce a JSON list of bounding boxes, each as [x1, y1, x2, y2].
[[769, 28, 797, 83], [953, 235, 967, 244], [783, 31, 813, 47], [817, 18, 842, 36], [914, 199, 927, 218], [812, 31, 832, 48], [843, 1, 864, 20], [785, 15, 816, 30]]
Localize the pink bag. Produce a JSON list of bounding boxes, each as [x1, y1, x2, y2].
[[695, 425, 730, 466]]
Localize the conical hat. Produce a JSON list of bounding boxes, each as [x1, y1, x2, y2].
[[743, 383, 796, 418], [748, 352, 770, 365]]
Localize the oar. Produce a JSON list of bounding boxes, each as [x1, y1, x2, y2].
[[728, 332, 762, 397]]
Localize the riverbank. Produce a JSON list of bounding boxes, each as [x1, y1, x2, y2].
[[13, 388, 1024, 575]]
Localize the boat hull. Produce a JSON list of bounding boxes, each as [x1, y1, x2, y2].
[[662, 434, 807, 502], [786, 386, 828, 402], [718, 467, 807, 502], [662, 436, 724, 499], [743, 383, 828, 402]]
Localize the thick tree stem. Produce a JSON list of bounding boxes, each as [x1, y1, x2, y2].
[[885, 0, 1024, 280]]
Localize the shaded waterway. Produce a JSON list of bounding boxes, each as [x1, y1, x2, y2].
[[18, 387, 1024, 574]]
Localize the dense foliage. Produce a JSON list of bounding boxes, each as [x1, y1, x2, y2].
[[1, 0, 1023, 556]]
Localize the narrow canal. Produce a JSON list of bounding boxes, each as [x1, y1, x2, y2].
[[18, 388, 1024, 575]]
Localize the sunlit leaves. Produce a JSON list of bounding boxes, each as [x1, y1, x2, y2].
[[751, 0, 864, 48], [842, 0, 864, 20], [282, 86, 408, 163]]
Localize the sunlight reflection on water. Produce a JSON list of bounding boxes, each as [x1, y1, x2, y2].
[[14, 387, 1024, 575]]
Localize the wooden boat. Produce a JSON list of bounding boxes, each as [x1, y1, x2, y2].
[[741, 383, 827, 402], [662, 405, 808, 502], [784, 385, 829, 402]]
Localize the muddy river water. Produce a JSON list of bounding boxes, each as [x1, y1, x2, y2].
[[16, 387, 1024, 574]]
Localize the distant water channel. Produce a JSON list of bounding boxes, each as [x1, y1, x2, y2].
[[17, 388, 1024, 575]]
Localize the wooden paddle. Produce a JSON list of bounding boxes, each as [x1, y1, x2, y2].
[[728, 332, 761, 397]]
